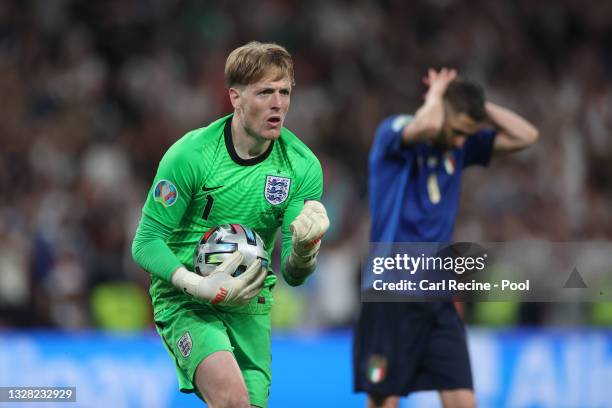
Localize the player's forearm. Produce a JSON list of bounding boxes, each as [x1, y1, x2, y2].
[[170, 266, 216, 301], [131, 214, 184, 282], [402, 96, 444, 144], [281, 241, 317, 286], [283, 256, 317, 287], [403, 68, 457, 144], [486, 101, 539, 152]]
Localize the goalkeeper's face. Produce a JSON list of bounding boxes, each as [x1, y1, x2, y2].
[[231, 69, 292, 141]]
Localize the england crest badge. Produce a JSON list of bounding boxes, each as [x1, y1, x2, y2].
[[264, 175, 291, 205], [177, 332, 193, 358]]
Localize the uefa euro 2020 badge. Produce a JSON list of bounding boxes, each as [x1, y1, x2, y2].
[[154, 179, 178, 207], [264, 175, 291, 205]]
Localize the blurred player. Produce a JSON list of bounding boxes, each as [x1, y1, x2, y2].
[[132, 41, 329, 408], [353, 68, 539, 408]]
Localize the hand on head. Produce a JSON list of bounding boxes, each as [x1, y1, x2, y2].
[[423, 68, 457, 101]]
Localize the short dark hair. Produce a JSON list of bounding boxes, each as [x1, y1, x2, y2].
[[444, 80, 486, 121]]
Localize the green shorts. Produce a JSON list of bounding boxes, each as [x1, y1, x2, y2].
[[153, 286, 274, 408]]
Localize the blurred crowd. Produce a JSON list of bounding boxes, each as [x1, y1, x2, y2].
[[0, 0, 611, 329]]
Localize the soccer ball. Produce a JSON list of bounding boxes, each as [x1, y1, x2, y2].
[[194, 224, 269, 277]]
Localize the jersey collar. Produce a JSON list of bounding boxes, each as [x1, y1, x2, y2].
[[224, 116, 274, 166]]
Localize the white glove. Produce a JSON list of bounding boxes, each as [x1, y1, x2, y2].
[[171, 252, 267, 305], [289, 200, 330, 268]]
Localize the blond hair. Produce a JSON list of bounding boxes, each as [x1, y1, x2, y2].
[[224, 41, 295, 87]]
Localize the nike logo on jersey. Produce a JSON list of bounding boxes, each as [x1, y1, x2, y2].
[[202, 184, 223, 192]]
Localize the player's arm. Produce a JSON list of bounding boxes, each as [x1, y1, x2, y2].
[[132, 143, 195, 283], [280, 161, 329, 286], [132, 214, 184, 282], [132, 215, 265, 305], [401, 68, 457, 145], [487, 101, 539, 154]]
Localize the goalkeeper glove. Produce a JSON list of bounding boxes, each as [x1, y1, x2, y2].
[[171, 252, 267, 305], [289, 200, 330, 269]]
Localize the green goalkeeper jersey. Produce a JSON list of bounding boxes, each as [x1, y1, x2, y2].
[[139, 114, 323, 311]]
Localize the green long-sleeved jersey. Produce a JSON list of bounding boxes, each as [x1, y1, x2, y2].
[[132, 114, 323, 312]]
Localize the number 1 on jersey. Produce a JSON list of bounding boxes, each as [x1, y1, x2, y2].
[[202, 194, 214, 220]]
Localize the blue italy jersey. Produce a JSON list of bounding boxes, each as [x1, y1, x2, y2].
[[368, 115, 496, 243]]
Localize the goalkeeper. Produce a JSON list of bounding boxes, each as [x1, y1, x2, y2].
[[131, 41, 329, 408]]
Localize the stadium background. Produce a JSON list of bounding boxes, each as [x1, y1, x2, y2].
[[0, 0, 611, 407]]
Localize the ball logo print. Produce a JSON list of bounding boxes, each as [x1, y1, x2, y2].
[[194, 224, 269, 277], [153, 179, 178, 207], [264, 175, 291, 205]]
